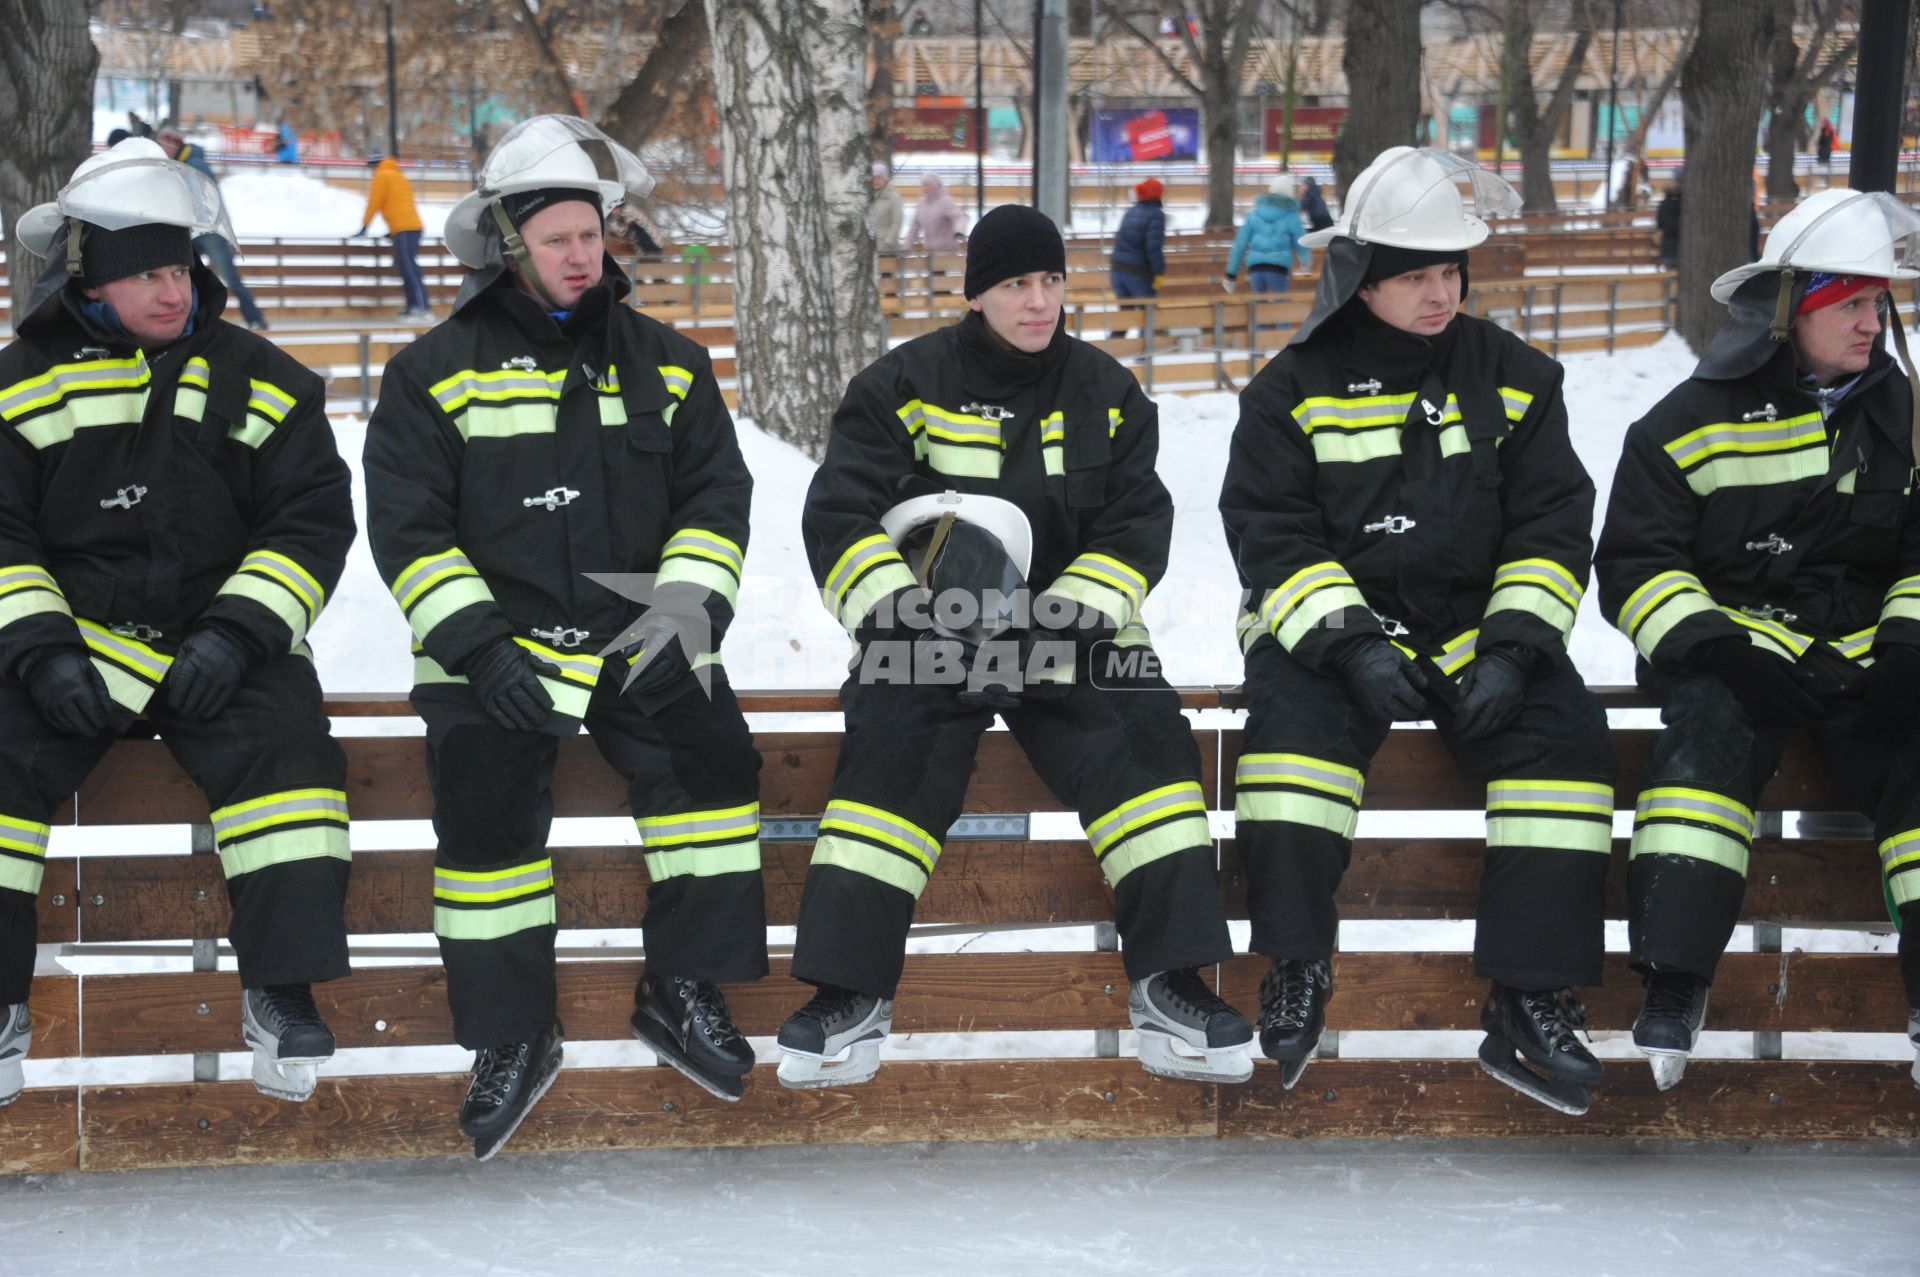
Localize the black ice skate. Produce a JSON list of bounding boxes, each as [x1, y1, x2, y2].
[[1632, 970, 1710, 1092], [1477, 984, 1603, 1116], [1128, 968, 1254, 1084], [1257, 957, 1332, 1089], [240, 984, 335, 1102], [0, 1002, 28, 1106], [630, 972, 754, 1102], [461, 1021, 565, 1161], [775, 984, 892, 1089]]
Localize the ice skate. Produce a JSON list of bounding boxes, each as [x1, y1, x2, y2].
[[774, 985, 892, 1089], [1477, 984, 1602, 1116], [0, 1003, 29, 1107], [1128, 968, 1254, 1085], [1257, 957, 1332, 1089], [240, 984, 335, 1102], [461, 1021, 565, 1162], [1632, 970, 1709, 1092], [630, 973, 754, 1102]]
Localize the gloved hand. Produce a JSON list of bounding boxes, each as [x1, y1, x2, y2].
[[1151, 274, 1165, 291], [166, 623, 258, 720], [462, 637, 553, 732], [1222, 274, 1238, 294], [21, 645, 115, 737], [1450, 643, 1536, 741], [1327, 635, 1429, 722], [616, 608, 700, 701], [1694, 636, 1823, 726], [351, 225, 368, 238], [955, 628, 1076, 710], [1851, 644, 1920, 740]]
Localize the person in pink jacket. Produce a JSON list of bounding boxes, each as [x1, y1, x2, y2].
[[908, 173, 968, 250]]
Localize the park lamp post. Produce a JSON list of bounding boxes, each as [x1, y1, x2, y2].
[[1604, 0, 1622, 212]]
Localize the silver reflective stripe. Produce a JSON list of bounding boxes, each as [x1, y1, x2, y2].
[[639, 808, 759, 843], [1635, 792, 1755, 836], [0, 358, 150, 417], [1235, 758, 1361, 802], [83, 625, 168, 679], [663, 530, 745, 572], [1492, 560, 1582, 601], [826, 538, 899, 601], [1667, 419, 1825, 467], [393, 553, 475, 604], [1879, 833, 1920, 870], [1087, 786, 1202, 851], [432, 371, 560, 409], [211, 793, 350, 841], [1262, 564, 1350, 625], [1489, 784, 1611, 810], [822, 801, 942, 867], [434, 864, 552, 896]]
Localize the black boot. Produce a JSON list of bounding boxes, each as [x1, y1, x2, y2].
[[1256, 957, 1332, 1089], [241, 983, 335, 1102], [1477, 984, 1602, 1116], [630, 972, 755, 1102], [460, 1021, 565, 1161], [1633, 969, 1710, 1092]]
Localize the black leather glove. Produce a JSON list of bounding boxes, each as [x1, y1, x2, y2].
[[1852, 644, 1920, 740], [21, 645, 115, 737], [1016, 627, 1075, 702], [1451, 643, 1536, 741], [616, 609, 697, 701], [463, 637, 553, 732], [1327, 635, 1429, 722], [1694, 636, 1823, 726], [165, 623, 257, 720]]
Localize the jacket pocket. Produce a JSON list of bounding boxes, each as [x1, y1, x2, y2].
[[1062, 408, 1111, 508]]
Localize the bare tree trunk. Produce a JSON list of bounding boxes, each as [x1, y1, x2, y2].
[[1114, 1, 1261, 230], [1677, 0, 1777, 354], [510, 0, 584, 114], [868, 3, 899, 163], [1762, 0, 1857, 201], [0, 0, 97, 320], [600, 0, 712, 149], [1504, 2, 1592, 214], [708, 0, 883, 460], [1331, 0, 1421, 198]]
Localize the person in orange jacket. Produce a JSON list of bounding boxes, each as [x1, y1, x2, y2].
[[354, 152, 431, 319]]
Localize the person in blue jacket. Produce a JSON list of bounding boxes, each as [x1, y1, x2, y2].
[[1225, 174, 1312, 295], [1111, 177, 1166, 299]]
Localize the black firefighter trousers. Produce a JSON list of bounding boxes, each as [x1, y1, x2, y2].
[[415, 670, 767, 1049], [0, 653, 351, 1006], [1234, 640, 1619, 992]]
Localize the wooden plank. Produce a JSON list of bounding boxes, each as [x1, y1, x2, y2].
[[1220, 837, 1888, 925], [79, 953, 1137, 1056], [78, 1059, 1216, 1171], [1216, 951, 1909, 1034], [0, 1088, 79, 1175], [37, 859, 77, 943], [1218, 1058, 1920, 1140], [73, 728, 1219, 824], [75, 838, 1119, 942], [28, 974, 79, 1059]]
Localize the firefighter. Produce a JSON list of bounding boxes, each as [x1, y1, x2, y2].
[[1, 138, 355, 1106], [1595, 187, 1920, 1092], [1220, 147, 1617, 1114], [775, 204, 1252, 1090], [363, 116, 766, 1158]]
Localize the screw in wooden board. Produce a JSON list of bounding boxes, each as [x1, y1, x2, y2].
[[196, 1003, 210, 1016], [197, 1118, 211, 1130], [662, 1100, 677, 1113], [1103, 984, 1115, 996], [1768, 875, 1780, 887], [1102, 1091, 1115, 1103], [1323, 1089, 1337, 1103], [194, 889, 209, 902], [1769, 1092, 1782, 1104], [90, 894, 105, 907], [375, 1020, 388, 1032], [1767, 983, 1780, 995], [49, 894, 65, 907]]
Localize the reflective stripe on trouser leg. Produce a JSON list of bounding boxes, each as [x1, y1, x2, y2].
[[1234, 752, 1363, 961], [1878, 828, 1920, 1007], [1627, 786, 1756, 982], [1477, 777, 1614, 989], [635, 800, 765, 980], [792, 799, 942, 998], [0, 813, 49, 1006], [1089, 780, 1219, 980], [435, 856, 559, 1049]]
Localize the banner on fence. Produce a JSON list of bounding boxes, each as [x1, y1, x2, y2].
[[1090, 108, 1200, 163], [896, 107, 976, 153], [1263, 106, 1346, 156]]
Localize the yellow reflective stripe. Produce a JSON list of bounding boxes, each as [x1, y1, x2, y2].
[[1629, 821, 1750, 875], [825, 534, 903, 607], [1259, 561, 1362, 632], [820, 799, 942, 873], [1877, 829, 1920, 876], [435, 895, 556, 940], [1097, 814, 1211, 887], [1486, 779, 1614, 816], [179, 357, 211, 389], [1087, 782, 1207, 859], [1234, 752, 1364, 803], [635, 801, 761, 847], [1492, 559, 1584, 611], [210, 787, 350, 841], [457, 400, 562, 440], [645, 840, 762, 881], [1292, 392, 1417, 431], [76, 617, 170, 682], [656, 556, 740, 607], [1048, 573, 1134, 631], [599, 395, 629, 427], [0, 814, 51, 858], [1831, 626, 1878, 660], [229, 413, 276, 449], [394, 550, 481, 609], [435, 859, 554, 903], [1619, 570, 1711, 637], [926, 440, 1003, 479], [0, 565, 69, 630], [429, 367, 565, 413], [237, 550, 326, 618], [1067, 554, 1147, 606], [1486, 814, 1614, 854], [174, 385, 208, 423], [1310, 428, 1401, 465], [1665, 412, 1825, 468], [1886, 576, 1920, 600], [1679, 448, 1830, 496], [1633, 787, 1755, 840], [658, 364, 693, 400], [811, 832, 930, 898], [0, 355, 149, 420], [217, 824, 351, 878], [1435, 628, 1480, 676], [220, 573, 309, 639], [14, 388, 150, 449], [1498, 386, 1534, 422], [0, 856, 46, 896], [1724, 609, 1813, 659], [1233, 789, 1359, 838], [661, 529, 744, 578], [514, 637, 603, 688], [246, 378, 295, 424]]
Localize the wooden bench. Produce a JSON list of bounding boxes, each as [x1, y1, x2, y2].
[[3, 687, 1915, 1175]]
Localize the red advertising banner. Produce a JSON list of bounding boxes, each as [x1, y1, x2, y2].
[[895, 107, 975, 152], [1124, 110, 1178, 161], [1263, 106, 1348, 155]]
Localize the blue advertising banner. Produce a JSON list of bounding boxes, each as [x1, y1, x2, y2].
[[1090, 107, 1201, 163]]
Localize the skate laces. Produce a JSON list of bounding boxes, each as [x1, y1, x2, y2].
[[1258, 960, 1327, 1031], [259, 983, 326, 1033], [1158, 968, 1234, 1019], [1524, 989, 1591, 1051], [1643, 974, 1701, 1021], [792, 985, 868, 1029], [469, 1041, 530, 1107], [679, 978, 745, 1044]]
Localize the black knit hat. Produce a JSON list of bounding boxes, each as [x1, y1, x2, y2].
[[76, 221, 194, 288], [1361, 242, 1470, 287], [499, 186, 602, 231], [963, 204, 1066, 299]]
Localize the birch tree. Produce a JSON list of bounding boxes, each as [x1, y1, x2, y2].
[[707, 0, 884, 458], [1, 0, 98, 318]]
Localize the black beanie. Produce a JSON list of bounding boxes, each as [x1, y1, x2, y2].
[[963, 204, 1066, 299], [499, 186, 602, 231], [77, 221, 195, 288], [1360, 242, 1470, 287]]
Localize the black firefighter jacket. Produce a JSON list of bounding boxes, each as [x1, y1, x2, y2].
[[803, 312, 1168, 650], [0, 260, 352, 715], [1221, 307, 1594, 678], [1595, 345, 1920, 673], [363, 264, 751, 726]]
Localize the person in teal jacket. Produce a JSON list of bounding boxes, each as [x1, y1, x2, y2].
[[1225, 174, 1312, 294]]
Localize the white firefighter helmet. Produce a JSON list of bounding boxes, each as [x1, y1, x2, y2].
[[15, 137, 236, 262], [880, 491, 1033, 580], [1711, 188, 1920, 303], [1301, 146, 1520, 251], [444, 114, 655, 268]]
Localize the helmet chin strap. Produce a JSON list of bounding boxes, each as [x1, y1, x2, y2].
[[1768, 267, 1795, 342], [489, 200, 568, 312], [66, 221, 85, 277], [1884, 295, 1920, 469]]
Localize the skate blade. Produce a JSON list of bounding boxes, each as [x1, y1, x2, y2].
[[473, 1049, 564, 1163], [249, 1055, 325, 1103], [0, 1058, 22, 1106], [1278, 1046, 1317, 1091], [1643, 1049, 1690, 1092], [776, 1042, 880, 1090], [630, 1015, 746, 1103], [1477, 1038, 1590, 1116], [1137, 1033, 1253, 1085]]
